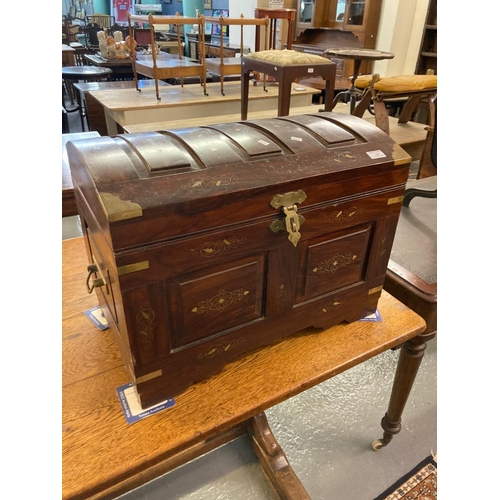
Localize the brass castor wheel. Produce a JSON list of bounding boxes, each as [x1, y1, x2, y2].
[[372, 439, 385, 451]]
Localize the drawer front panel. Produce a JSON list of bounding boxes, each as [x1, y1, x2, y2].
[[166, 253, 266, 350], [298, 225, 371, 302]]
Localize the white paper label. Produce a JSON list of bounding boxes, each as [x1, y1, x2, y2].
[[291, 137, 303, 142], [366, 150, 386, 159], [308, 68, 314, 73]]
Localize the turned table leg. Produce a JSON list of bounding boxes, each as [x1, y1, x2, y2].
[[247, 413, 311, 500], [372, 332, 432, 450]]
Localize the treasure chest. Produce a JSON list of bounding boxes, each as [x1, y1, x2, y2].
[[67, 112, 411, 409]]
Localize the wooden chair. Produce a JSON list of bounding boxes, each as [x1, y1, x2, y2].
[[128, 13, 208, 101], [352, 71, 437, 135], [204, 15, 270, 96], [383, 103, 437, 347], [87, 14, 115, 30]]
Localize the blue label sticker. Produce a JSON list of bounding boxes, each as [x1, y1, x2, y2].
[[358, 309, 382, 322], [84, 306, 109, 330], [116, 382, 176, 424]]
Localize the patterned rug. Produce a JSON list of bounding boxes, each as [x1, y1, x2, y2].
[[374, 455, 437, 499]]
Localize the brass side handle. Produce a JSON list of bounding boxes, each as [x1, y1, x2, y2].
[[86, 264, 106, 294]]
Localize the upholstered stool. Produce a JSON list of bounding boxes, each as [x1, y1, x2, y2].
[[352, 73, 437, 135], [241, 49, 336, 119]]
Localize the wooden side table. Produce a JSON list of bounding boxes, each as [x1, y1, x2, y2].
[[63, 237, 428, 500], [62, 66, 113, 131], [323, 48, 394, 114]]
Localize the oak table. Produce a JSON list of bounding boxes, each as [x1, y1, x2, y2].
[[72, 80, 170, 135], [88, 81, 320, 135], [62, 237, 428, 500]]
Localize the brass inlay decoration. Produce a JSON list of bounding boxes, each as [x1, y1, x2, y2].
[[191, 289, 250, 314], [181, 175, 237, 190], [323, 207, 364, 224], [190, 237, 247, 258], [387, 195, 404, 205], [333, 151, 357, 163], [100, 192, 143, 222], [136, 301, 156, 350], [136, 369, 162, 384], [198, 337, 245, 359], [118, 260, 150, 275], [315, 299, 344, 315], [368, 285, 383, 295], [273, 284, 288, 311], [313, 253, 357, 274]]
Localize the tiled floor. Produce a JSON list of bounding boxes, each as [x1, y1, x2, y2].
[[63, 95, 436, 500]]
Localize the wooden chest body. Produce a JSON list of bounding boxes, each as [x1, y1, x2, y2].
[[67, 112, 411, 409]]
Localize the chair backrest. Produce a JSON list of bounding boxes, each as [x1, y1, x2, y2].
[[204, 15, 270, 57], [128, 13, 206, 61], [85, 23, 103, 48], [88, 14, 115, 29]]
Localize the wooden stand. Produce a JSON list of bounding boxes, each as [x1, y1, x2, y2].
[[63, 237, 428, 500]]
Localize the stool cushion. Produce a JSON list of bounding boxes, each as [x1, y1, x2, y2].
[[354, 74, 374, 89], [246, 49, 333, 65], [355, 74, 437, 91]]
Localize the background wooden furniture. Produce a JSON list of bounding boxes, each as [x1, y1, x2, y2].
[[73, 80, 170, 135], [254, 8, 296, 51], [62, 132, 100, 217], [292, 0, 383, 89], [89, 81, 319, 135], [204, 15, 270, 95], [83, 53, 135, 81], [128, 14, 208, 100], [62, 236, 427, 500], [240, 55, 336, 119], [62, 66, 113, 130], [326, 48, 394, 114], [62, 44, 75, 67], [415, 0, 437, 75], [384, 178, 437, 352]]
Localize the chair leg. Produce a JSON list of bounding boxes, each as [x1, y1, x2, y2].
[[352, 89, 372, 118], [397, 94, 423, 124], [373, 98, 390, 135]]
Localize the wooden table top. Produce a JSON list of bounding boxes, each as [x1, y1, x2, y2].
[[62, 236, 426, 500], [62, 66, 113, 78], [322, 48, 395, 61], [89, 80, 319, 112], [84, 53, 134, 67]]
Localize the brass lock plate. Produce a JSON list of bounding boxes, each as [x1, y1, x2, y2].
[[269, 190, 307, 247]]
